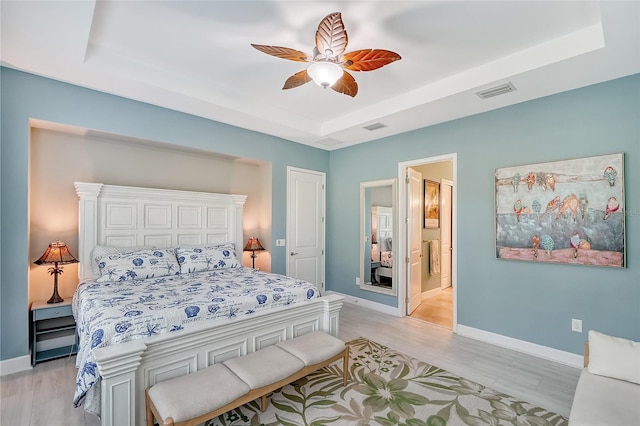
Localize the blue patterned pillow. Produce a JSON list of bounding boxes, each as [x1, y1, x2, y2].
[[176, 243, 240, 273], [91, 245, 153, 279], [95, 248, 180, 282]]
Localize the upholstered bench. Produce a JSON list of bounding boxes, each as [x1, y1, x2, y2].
[[145, 331, 349, 426], [568, 330, 640, 425]]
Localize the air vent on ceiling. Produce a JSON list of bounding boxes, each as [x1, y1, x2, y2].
[[476, 82, 516, 100], [363, 122, 388, 131]]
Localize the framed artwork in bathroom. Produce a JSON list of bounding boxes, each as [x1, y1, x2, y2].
[[424, 179, 440, 229], [495, 153, 625, 267]]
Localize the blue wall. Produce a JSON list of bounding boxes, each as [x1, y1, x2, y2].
[[0, 67, 329, 360], [2, 67, 638, 362], [327, 74, 640, 355]]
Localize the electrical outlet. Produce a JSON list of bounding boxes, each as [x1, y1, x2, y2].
[[355, 277, 360, 285], [572, 318, 582, 333]]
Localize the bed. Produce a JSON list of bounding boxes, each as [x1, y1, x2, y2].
[[374, 236, 393, 284], [375, 251, 393, 282], [73, 182, 343, 426]]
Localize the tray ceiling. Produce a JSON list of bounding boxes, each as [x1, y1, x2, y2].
[[1, 1, 638, 150]]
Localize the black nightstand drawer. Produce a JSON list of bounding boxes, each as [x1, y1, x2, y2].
[[35, 316, 75, 333]]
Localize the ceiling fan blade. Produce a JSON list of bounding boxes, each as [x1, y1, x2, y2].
[[342, 49, 401, 72], [251, 44, 309, 62], [282, 70, 312, 90], [315, 12, 348, 59], [331, 71, 358, 97]]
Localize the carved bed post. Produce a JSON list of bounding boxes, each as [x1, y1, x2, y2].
[[93, 341, 146, 426], [231, 194, 246, 257], [74, 182, 103, 281], [324, 294, 344, 337]]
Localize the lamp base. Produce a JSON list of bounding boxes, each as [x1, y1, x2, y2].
[[47, 294, 64, 304], [47, 273, 64, 304]]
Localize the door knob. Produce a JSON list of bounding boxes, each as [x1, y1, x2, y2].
[[290, 252, 299, 256]]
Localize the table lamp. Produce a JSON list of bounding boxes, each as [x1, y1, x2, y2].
[[243, 237, 265, 269], [34, 240, 79, 303]]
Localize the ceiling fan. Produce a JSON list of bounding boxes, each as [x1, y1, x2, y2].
[[251, 12, 401, 97]]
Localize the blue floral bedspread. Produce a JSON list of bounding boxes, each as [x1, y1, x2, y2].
[[72, 267, 319, 415]]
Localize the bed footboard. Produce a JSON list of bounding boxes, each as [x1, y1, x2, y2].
[[93, 294, 344, 426]]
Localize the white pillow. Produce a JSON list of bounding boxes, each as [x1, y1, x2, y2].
[[91, 245, 152, 278], [587, 330, 640, 384], [96, 248, 179, 282], [176, 243, 240, 273]]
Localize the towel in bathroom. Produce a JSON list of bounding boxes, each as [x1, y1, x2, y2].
[[430, 239, 441, 275]]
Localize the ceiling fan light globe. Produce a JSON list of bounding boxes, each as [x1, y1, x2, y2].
[[307, 61, 343, 88]]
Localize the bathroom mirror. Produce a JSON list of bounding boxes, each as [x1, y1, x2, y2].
[[359, 178, 397, 295]]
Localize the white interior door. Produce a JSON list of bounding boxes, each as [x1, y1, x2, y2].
[[286, 167, 325, 290], [440, 180, 453, 289], [407, 168, 422, 314]]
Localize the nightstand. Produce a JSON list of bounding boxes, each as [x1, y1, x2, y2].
[[31, 298, 78, 366], [371, 261, 381, 284]]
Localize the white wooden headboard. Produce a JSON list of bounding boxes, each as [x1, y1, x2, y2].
[[74, 182, 247, 281]]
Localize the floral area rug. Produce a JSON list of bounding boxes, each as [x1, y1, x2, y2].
[[205, 337, 568, 426]]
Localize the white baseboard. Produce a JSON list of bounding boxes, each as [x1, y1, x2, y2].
[[457, 324, 583, 368], [0, 355, 32, 376], [326, 291, 400, 317], [325, 291, 582, 368], [422, 288, 441, 301]]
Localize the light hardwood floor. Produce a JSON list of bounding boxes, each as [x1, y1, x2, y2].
[[410, 287, 453, 328], [1, 303, 581, 425]]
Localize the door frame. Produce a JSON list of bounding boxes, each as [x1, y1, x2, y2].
[[440, 178, 453, 290], [397, 153, 458, 332], [286, 166, 326, 290], [407, 167, 423, 315]]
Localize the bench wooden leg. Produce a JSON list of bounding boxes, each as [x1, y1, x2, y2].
[[145, 388, 155, 426], [343, 346, 349, 386], [261, 394, 268, 411]]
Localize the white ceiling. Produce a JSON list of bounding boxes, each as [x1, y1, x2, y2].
[[2, 1, 639, 151]]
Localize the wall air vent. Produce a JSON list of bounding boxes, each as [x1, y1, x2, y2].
[[476, 82, 516, 100], [363, 122, 387, 131]]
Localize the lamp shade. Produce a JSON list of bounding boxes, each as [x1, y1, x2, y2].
[[34, 241, 79, 265], [34, 241, 78, 304], [307, 61, 343, 88], [243, 237, 265, 252]]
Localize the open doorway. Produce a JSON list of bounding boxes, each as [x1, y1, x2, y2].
[[398, 154, 457, 331]]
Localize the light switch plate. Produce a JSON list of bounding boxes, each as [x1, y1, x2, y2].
[[276, 239, 286, 247], [571, 319, 582, 333]]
